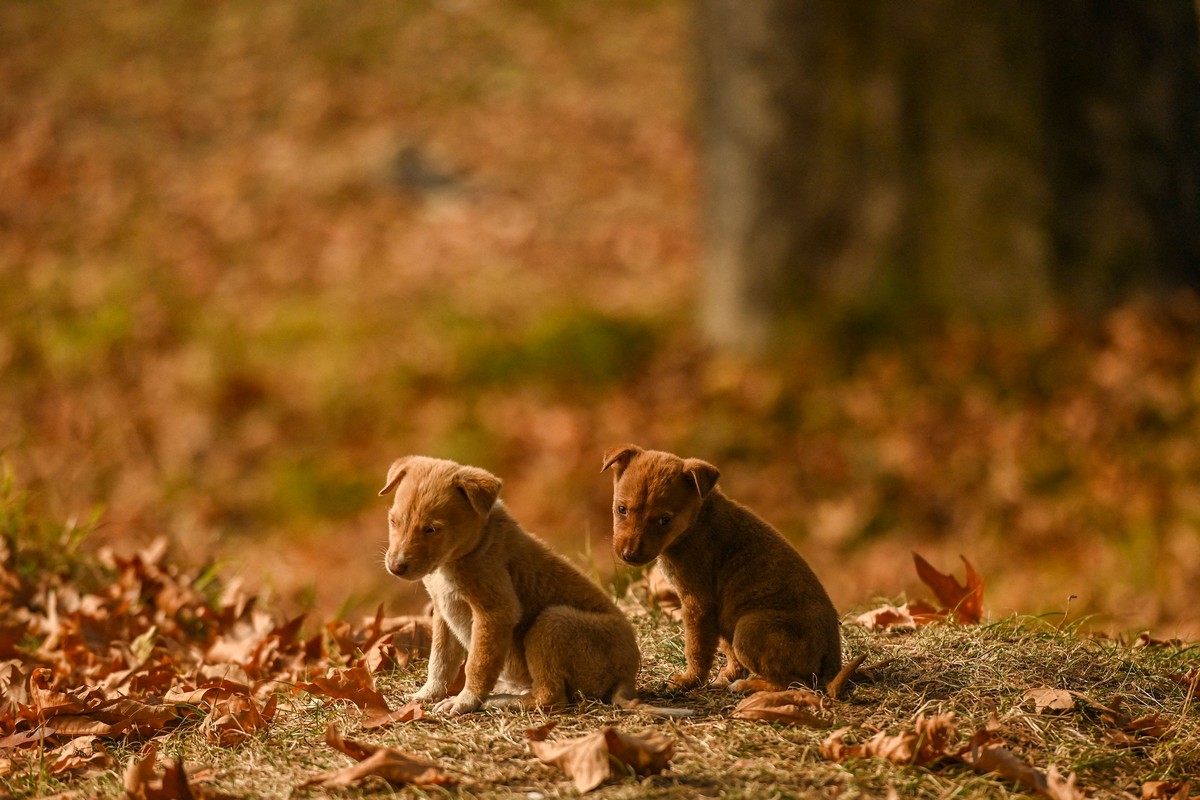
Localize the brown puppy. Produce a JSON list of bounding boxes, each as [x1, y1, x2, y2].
[[603, 444, 842, 692], [380, 455, 644, 716]]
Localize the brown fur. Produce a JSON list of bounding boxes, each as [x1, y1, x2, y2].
[[602, 444, 842, 691], [380, 455, 646, 716]]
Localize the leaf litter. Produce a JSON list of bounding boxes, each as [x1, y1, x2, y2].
[[2, 521, 1197, 797], [0, 536, 433, 789]]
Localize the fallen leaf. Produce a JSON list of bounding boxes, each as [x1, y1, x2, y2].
[[122, 743, 236, 800], [298, 666, 384, 710], [527, 722, 673, 793], [200, 694, 276, 747], [732, 689, 832, 727], [851, 600, 942, 631], [957, 724, 1085, 800], [912, 553, 985, 623], [1132, 632, 1185, 649], [1022, 688, 1075, 714], [300, 725, 455, 789], [46, 735, 113, 775], [1142, 780, 1191, 800], [1120, 713, 1172, 740], [1043, 764, 1086, 800], [361, 699, 424, 730], [0, 659, 29, 717], [852, 604, 919, 631], [821, 713, 957, 767], [959, 739, 1047, 795]]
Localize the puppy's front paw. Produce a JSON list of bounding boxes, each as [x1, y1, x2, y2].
[[667, 672, 703, 691], [411, 684, 447, 704], [432, 689, 481, 716]]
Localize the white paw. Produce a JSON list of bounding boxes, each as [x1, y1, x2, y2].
[[411, 684, 446, 704], [433, 690, 482, 716]]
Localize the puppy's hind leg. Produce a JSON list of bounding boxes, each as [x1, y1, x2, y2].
[[520, 606, 593, 709], [728, 611, 826, 692]]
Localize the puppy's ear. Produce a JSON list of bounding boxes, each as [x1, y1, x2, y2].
[[455, 467, 502, 517], [379, 457, 412, 496], [683, 458, 720, 498], [601, 444, 643, 477]]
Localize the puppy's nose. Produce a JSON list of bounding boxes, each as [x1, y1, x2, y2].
[[619, 546, 640, 565], [387, 558, 409, 578]]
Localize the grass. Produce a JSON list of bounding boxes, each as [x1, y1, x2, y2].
[[8, 601, 1196, 799]]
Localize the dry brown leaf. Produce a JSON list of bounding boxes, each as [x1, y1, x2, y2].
[[1022, 688, 1075, 714], [957, 725, 1086, 800], [1043, 764, 1087, 800], [852, 604, 919, 631], [361, 699, 424, 730], [300, 725, 455, 789], [1121, 713, 1172, 740], [200, 694, 276, 747], [122, 743, 236, 800], [205, 606, 275, 665], [46, 735, 113, 776], [1142, 780, 1191, 800], [45, 697, 189, 738], [295, 665, 414, 726], [29, 668, 105, 716], [912, 553, 985, 623], [960, 739, 1047, 794], [731, 689, 832, 727], [163, 679, 255, 706], [0, 659, 29, 717], [852, 600, 943, 631], [1132, 631, 1185, 649], [526, 722, 674, 793], [821, 713, 957, 767]]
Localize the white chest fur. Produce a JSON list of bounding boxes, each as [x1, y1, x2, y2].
[[423, 569, 474, 648]]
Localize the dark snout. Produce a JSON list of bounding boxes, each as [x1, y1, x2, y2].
[[385, 555, 412, 579], [616, 541, 651, 567]]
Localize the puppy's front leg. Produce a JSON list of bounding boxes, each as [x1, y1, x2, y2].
[[671, 596, 719, 690], [433, 589, 518, 715], [412, 610, 465, 704]]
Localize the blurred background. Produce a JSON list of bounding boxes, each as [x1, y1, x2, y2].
[[2, 0, 1199, 636]]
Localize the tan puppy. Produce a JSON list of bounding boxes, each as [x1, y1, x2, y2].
[[603, 444, 842, 692], [380, 455, 644, 716]]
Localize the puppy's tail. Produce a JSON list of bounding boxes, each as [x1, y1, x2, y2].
[[611, 684, 694, 719]]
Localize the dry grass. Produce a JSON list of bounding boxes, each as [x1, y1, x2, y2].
[[11, 598, 1197, 800]]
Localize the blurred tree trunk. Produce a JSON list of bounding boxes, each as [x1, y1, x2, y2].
[[697, 0, 1200, 352]]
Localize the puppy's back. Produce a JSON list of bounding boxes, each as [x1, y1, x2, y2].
[[488, 503, 623, 617]]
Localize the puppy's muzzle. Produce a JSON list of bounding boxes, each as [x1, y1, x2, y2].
[[386, 557, 411, 578], [618, 546, 648, 567]]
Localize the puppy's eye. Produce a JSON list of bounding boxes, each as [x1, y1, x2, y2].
[[616, 505, 627, 516], [423, 525, 437, 535], [657, 515, 671, 527]]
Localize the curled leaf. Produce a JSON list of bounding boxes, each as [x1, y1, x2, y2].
[[46, 735, 113, 775], [912, 553, 984, 623], [526, 723, 673, 793], [732, 689, 832, 727], [200, 694, 276, 747], [300, 725, 454, 789], [821, 713, 958, 767]]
